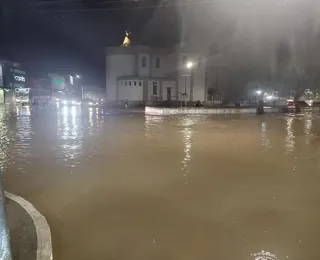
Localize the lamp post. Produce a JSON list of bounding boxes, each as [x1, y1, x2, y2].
[[183, 61, 194, 107], [75, 75, 83, 99], [255, 89, 265, 115]]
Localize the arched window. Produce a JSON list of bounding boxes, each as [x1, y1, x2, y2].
[[142, 56, 147, 67], [156, 57, 160, 68]]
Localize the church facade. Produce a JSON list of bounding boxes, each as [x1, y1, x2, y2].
[[105, 44, 206, 106]]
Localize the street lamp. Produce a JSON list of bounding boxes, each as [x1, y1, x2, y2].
[[183, 61, 194, 107], [186, 61, 194, 69], [75, 75, 83, 99]]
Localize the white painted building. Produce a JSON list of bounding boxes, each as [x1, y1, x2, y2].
[[105, 45, 207, 105]]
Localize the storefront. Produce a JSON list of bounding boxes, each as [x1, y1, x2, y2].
[[0, 60, 27, 104]]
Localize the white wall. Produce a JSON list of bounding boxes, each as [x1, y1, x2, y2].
[[162, 81, 176, 100], [164, 53, 178, 78], [138, 53, 150, 77], [118, 80, 143, 101], [106, 54, 135, 101], [150, 55, 165, 78]]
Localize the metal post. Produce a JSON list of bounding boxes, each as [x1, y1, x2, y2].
[[190, 68, 193, 102], [184, 75, 187, 107], [81, 86, 84, 99], [0, 175, 12, 260]]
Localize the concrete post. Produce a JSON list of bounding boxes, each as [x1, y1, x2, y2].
[[0, 175, 12, 260]]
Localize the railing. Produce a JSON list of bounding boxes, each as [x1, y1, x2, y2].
[[0, 175, 12, 260]]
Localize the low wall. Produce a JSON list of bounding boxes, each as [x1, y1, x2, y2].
[[145, 106, 281, 115]]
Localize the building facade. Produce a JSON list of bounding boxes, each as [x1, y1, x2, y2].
[[105, 45, 206, 105], [0, 60, 27, 104]]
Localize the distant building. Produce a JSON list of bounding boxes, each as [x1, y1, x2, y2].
[[0, 60, 27, 104], [105, 45, 206, 105], [48, 73, 67, 92]]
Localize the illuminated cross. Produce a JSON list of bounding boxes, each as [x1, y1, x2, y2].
[[122, 30, 131, 47]]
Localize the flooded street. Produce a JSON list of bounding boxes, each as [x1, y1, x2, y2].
[[2, 105, 320, 260]]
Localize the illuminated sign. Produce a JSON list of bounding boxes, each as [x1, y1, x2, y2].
[[69, 75, 74, 85], [55, 79, 63, 84], [14, 75, 26, 82], [15, 88, 30, 93]]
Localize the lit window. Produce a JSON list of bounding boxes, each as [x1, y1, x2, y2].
[[142, 56, 147, 67], [156, 57, 160, 68], [153, 82, 157, 95]]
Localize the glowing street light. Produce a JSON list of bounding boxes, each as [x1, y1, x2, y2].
[[76, 75, 80, 79], [186, 61, 194, 69], [256, 90, 262, 95]]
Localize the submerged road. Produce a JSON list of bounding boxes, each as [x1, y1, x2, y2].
[[2, 105, 320, 260]]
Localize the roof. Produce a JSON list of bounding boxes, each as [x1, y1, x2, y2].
[[116, 75, 176, 81], [0, 60, 22, 68], [105, 45, 173, 56]]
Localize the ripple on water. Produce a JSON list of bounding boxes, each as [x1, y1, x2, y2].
[[251, 250, 280, 260]]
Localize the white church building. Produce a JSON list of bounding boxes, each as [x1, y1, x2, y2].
[[105, 44, 206, 105]]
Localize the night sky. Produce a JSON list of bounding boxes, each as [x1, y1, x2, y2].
[[3, 0, 319, 88], [0, 0, 180, 85]]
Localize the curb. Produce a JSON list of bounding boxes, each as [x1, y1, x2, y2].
[[5, 192, 53, 260]]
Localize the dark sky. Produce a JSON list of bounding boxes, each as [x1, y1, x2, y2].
[[0, 0, 180, 84]]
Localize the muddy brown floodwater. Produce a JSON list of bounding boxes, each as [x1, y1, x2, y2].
[[2, 105, 320, 260]]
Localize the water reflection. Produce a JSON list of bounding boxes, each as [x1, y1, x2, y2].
[[303, 119, 313, 145], [89, 107, 93, 130], [58, 106, 80, 140], [260, 122, 271, 149], [88, 107, 104, 136], [56, 106, 83, 168], [285, 117, 295, 153], [0, 106, 105, 171], [13, 106, 32, 173], [180, 118, 196, 184], [251, 250, 279, 260], [144, 115, 163, 139]]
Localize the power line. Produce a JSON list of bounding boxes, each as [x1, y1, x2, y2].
[[3, 0, 217, 12]]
